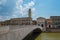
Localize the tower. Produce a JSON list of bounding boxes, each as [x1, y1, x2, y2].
[[28, 8, 31, 18]]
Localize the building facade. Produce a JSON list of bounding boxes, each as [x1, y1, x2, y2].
[[10, 17, 32, 25], [50, 16, 60, 28], [32, 20, 37, 25], [46, 19, 52, 28], [37, 17, 46, 31]]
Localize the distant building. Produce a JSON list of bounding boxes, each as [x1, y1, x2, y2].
[[46, 19, 52, 28], [10, 17, 32, 25], [0, 20, 10, 26], [0, 9, 32, 26], [37, 17, 46, 31], [32, 20, 37, 25], [50, 16, 60, 28]]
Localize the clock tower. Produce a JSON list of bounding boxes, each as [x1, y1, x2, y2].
[[28, 8, 31, 18]]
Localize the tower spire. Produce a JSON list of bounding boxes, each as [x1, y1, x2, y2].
[[28, 8, 31, 18]]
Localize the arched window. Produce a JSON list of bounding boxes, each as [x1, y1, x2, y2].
[[58, 26, 60, 29], [41, 24, 44, 27], [49, 25, 51, 28]]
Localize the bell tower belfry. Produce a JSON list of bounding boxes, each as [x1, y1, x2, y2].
[[28, 8, 31, 18]]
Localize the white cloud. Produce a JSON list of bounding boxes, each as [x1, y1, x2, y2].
[[32, 8, 35, 12], [12, 0, 35, 18], [32, 13, 35, 17], [12, 15, 18, 18], [0, 16, 8, 21], [31, 7, 36, 18], [0, 0, 7, 5], [24, 1, 35, 9], [17, 0, 23, 3], [0, 16, 3, 19], [16, 0, 23, 9], [0, 16, 11, 21], [28, 1, 35, 7]]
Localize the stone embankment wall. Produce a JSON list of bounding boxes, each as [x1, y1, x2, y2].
[[46, 28, 60, 32]]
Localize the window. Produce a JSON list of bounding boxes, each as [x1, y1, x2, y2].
[[41, 24, 44, 27]]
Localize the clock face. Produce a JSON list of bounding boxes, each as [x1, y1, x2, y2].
[[0, 0, 7, 5]]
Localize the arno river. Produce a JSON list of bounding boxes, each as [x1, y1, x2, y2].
[[35, 33, 60, 40]]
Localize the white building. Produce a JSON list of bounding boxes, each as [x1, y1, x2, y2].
[[37, 17, 46, 31]]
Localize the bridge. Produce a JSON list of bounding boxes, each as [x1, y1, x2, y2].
[[0, 25, 43, 40]]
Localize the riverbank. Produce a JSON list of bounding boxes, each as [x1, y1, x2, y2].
[[43, 28, 60, 33], [42, 31, 60, 33]]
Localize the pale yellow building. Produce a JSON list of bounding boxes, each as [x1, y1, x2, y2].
[[10, 17, 32, 25]]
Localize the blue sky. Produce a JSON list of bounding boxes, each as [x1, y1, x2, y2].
[[0, 0, 60, 21]]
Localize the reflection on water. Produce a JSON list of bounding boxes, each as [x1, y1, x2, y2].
[[35, 33, 60, 40]]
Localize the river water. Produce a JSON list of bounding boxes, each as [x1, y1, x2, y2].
[[35, 33, 60, 40]]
